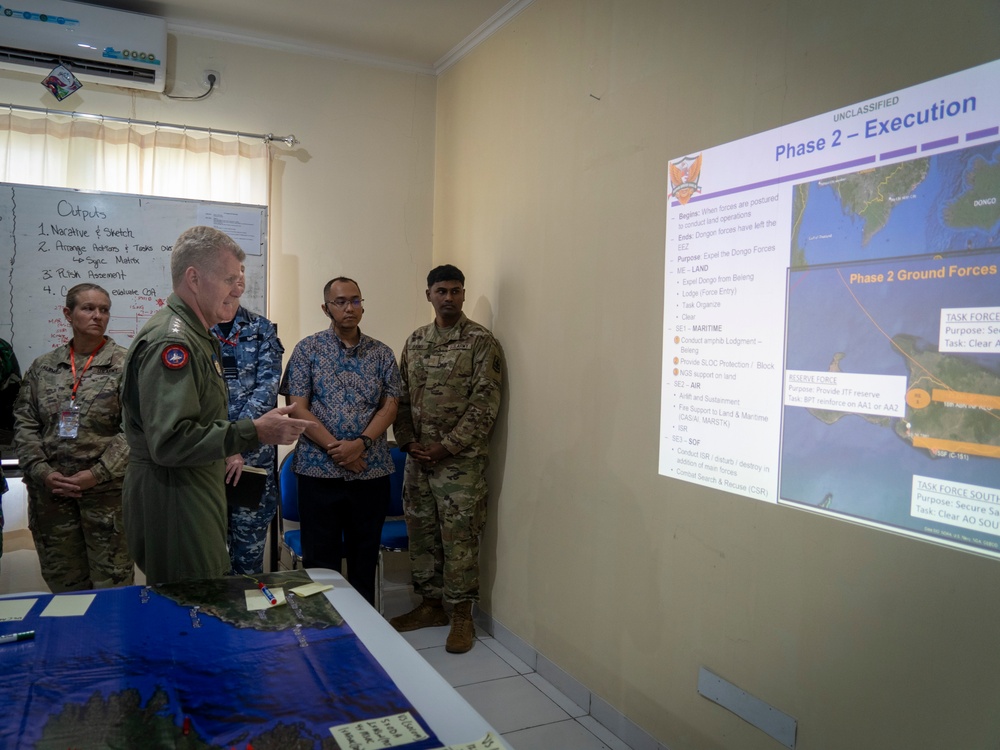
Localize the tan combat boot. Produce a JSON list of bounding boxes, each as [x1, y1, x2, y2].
[[389, 597, 449, 632], [445, 601, 475, 653]]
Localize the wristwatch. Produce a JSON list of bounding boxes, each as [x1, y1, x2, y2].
[[359, 435, 373, 451]]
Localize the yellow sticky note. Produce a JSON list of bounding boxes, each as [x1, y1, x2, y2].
[[290, 583, 333, 598], [41, 593, 95, 617], [443, 731, 503, 749], [329, 711, 429, 749], [0, 598, 37, 622], [244, 587, 286, 611]]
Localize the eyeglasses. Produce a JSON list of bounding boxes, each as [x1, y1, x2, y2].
[[325, 297, 364, 310]]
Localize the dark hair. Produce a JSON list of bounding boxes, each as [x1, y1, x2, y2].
[[65, 283, 110, 310], [323, 276, 361, 298], [427, 264, 464, 287]]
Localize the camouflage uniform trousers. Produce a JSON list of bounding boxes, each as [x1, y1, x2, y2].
[[27, 484, 134, 593], [403, 454, 488, 603], [227, 459, 278, 575]]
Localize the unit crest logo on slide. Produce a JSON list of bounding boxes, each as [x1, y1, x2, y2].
[[668, 154, 703, 205]]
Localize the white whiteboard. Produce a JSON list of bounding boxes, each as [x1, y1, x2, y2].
[[0, 183, 267, 369]]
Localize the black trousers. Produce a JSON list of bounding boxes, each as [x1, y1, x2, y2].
[[296, 473, 390, 606]]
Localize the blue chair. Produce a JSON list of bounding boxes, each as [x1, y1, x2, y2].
[[277, 452, 302, 569], [376, 446, 408, 613]]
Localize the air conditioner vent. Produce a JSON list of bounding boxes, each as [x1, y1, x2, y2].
[[0, 45, 156, 85]]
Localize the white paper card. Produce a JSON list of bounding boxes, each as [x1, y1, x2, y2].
[[329, 711, 429, 749], [41, 593, 95, 617]]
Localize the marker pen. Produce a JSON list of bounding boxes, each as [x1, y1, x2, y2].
[[258, 582, 277, 605], [0, 631, 35, 645]]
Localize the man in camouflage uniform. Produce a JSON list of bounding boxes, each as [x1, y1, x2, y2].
[[390, 264, 503, 653], [211, 292, 283, 575], [121, 226, 308, 586]]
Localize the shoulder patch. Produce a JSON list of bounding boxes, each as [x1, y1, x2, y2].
[[161, 344, 190, 370], [493, 355, 502, 373]]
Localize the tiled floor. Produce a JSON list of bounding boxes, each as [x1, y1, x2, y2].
[[381, 559, 636, 750], [0, 530, 636, 750]]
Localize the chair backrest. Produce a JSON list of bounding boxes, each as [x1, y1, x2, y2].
[[278, 452, 299, 522], [388, 446, 406, 516]]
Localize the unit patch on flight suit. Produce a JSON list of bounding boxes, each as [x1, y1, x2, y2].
[[161, 345, 190, 370]]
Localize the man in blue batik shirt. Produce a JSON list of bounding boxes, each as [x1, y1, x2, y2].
[[212, 272, 284, 575], [278, 276, 399, 605]]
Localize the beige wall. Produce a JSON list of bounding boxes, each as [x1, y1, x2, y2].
[[1, 32, 437, 357], [435, 1, 1000, 749]]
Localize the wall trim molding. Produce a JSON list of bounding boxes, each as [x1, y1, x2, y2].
[[166, 21, 436, 76], [165, 0, 537, 78], [433, 0, 536, 75]]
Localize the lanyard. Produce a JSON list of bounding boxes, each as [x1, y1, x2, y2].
[[69, 338, 107, 404], [215, 323, 242, 348]]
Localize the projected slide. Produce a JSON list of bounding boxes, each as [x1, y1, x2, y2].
[[660, 59, 1000, 559]]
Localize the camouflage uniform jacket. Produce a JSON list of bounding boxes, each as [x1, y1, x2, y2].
[[394, 313, 502, 459], [210, 306, 283, 469], [13, 338, 129, 491]]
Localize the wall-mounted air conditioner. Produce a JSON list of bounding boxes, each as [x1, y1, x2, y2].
[[0, 0, 166, 92]]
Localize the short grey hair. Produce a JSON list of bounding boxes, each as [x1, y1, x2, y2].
[[170, 226, 245, 287]]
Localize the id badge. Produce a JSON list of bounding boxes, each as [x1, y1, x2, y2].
[[59, 402, 80, 439]]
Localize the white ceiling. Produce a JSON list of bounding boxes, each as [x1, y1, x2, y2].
[[90, 0, 532, 74]]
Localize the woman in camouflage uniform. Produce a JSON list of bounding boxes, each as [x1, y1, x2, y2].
[[13, 284, 133, 592]]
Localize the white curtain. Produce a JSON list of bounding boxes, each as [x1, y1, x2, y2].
[[0, 109, 269, 205]]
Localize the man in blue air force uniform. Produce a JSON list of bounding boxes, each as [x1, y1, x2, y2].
[[211, 283, 284, 575]]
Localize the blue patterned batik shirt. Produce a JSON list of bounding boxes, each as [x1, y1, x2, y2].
[[278, 328, 400, 481]]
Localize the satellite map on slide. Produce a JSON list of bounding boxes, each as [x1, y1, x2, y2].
[[781, 143, 1000, 549], [791, 141, 1000, 266]]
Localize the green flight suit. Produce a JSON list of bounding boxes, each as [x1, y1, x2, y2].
[[121, 293, 259, 585]]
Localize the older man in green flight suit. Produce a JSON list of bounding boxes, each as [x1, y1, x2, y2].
[[121, 226, 309, 585]]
